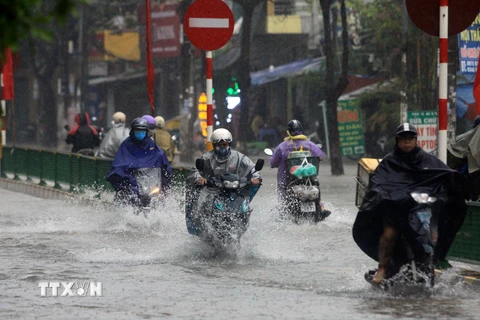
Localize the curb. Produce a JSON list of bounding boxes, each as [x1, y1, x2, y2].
[[0, 178, 72, 200], [435, 268, 480, 288]]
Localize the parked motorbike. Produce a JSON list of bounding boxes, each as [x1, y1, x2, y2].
[[264, 148, 330, 223], [185, 158, 264, 247], [364, 192, 438, 288], [115, 167, 163, 216]]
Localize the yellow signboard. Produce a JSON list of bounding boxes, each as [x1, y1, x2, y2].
[[104, 30, 140, 61]]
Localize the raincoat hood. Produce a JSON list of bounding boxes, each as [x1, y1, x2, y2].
[[75, 112, 91, 126]]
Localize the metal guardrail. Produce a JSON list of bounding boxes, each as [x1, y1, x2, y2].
[[1, 146, 114, 192], [0, 146, 190, 194]]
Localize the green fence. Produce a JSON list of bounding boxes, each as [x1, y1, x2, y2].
[[448, 202, 480, 264], [0, 146, 190, 193]]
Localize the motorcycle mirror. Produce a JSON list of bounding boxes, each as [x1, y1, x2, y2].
[[264, 148, 273, 156], [195, 158, 205, 171], [255, 159, 264, 171]]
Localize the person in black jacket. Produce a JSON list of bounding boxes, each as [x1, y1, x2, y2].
[[66, 112, 100, 153], [353, 123, 467, 285]]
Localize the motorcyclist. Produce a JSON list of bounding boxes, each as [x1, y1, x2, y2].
[[352, 123, 467, 285], [106, 117, 172, 207], [66, 112, 100, 153], [97, 112, 130, 159], [142, 115, 157, 138], [270, 119, 328, 213], [190, 128, 261, 186], [187, 128, 262, 234], [153, 116, 176, 164], [447, 115, 480, 200]]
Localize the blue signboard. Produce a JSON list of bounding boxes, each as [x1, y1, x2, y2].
[[458, 13, 480, 75]]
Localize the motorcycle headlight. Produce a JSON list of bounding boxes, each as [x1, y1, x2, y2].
[[411, 192, 437, 204], [223, 180, 239, 189]]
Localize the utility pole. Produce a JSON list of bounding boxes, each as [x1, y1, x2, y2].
[[400, 1, 408, 123], [78, 4, 89, 113]]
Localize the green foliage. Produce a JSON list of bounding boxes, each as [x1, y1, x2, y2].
[[351, 0, 439, 111], [0, 0, 86, 58], [358, 87, 402, 154]]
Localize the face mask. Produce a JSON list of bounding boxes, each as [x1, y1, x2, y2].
[[134, 131, 147, 141], [215, 146, 230, 156]]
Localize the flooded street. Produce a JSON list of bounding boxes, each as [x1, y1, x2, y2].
[[1, 163, 479, 319]]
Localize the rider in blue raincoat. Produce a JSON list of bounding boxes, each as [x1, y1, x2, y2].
[[106, 117, 171, 206]]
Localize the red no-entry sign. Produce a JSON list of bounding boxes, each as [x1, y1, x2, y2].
[[406, 0, 480, 37], [184, 0, 234, 51]]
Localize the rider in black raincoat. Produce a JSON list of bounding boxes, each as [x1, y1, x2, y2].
[[353, 123, 467, 284]]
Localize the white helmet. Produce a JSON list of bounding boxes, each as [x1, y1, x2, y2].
[[112, 112, 126, 123], [211, 128, 232, 145], [155, 116, 165, 129]]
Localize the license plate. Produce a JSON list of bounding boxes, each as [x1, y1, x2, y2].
[[300, 201, 316, 212]]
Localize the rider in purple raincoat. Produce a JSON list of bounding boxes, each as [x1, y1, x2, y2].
[[270, 119, 325, 201]]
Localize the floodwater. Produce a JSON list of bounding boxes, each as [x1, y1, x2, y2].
[[1, 163, 479, 319]]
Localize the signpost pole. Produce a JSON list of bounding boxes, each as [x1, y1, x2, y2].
[[438, 0, 448, 163], [206, 50, 213, 151], [183, 0, 234, 152]]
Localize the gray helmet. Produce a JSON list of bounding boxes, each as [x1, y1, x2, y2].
[[131, 117, 149, 131], [396, 123, 417, 137]]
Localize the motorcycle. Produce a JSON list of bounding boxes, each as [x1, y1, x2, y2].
[[264, 147, 330, 223], [115, 167, 163, 216], [364, 192, 438, 288], [185, 158, 264, 247]]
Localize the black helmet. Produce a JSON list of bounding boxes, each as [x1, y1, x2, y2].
[[396, 123, 417, 137], [474, 116, 480, 128], [131, 117, 149, 131], [287, 119, 303, 135]]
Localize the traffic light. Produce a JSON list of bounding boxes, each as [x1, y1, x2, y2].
[[226, 77, 240, 96]]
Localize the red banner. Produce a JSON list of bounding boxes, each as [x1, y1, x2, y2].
[[146, 0, 155, 113], [151, 4, 181, 58], [2, 48, 14, 100]]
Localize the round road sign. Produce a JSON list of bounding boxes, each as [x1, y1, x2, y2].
[[184, 0, 234, 51], [406, 0, 480, 37]]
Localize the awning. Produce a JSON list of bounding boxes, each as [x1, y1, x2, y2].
[[250, 58, 324, 86]]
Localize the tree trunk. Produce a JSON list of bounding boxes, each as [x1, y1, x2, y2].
[[38, 78, 58, 148], [235, 3, 255, 153], [320, 0, 346, 176]]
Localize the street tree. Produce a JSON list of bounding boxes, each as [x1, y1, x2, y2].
[[232, 0, 264, 152], [0, 0, 86, 58], [319, 0, 350, 176]]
